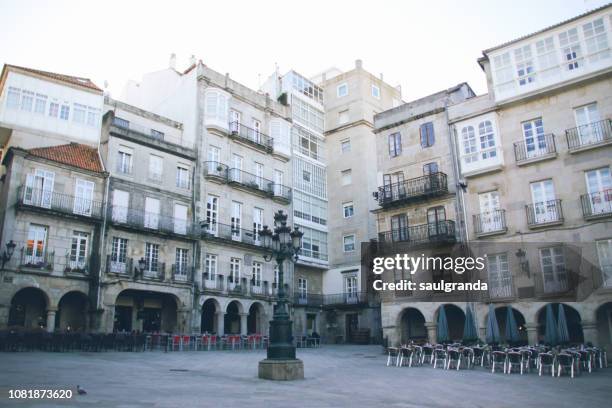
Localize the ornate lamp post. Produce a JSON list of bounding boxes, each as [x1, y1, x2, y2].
[[1, 240, 17, 269], [257, 210, 304, 380]]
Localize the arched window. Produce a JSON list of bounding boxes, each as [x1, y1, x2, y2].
[[478, 120, 497, 159], [461, 126, 477, 162]]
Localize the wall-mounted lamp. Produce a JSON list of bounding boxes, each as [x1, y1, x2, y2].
[[1, 240, 17, 269], [134, 257, 146, 280], [515, 248, 530, 277]]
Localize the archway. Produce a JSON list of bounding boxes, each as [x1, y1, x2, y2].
[[248, 302, 265, 334], [56, 291, 89, 332], [8, 287, 48, 329], [436, 304, 465, 342], [225, 301, 242, 334], [399, 307, 426, 344], [114, 290, 178, 333], [596, 302, 612, 358], [537, 303, 584, 344], [201, 299, 220, 334], [493, 306, 527, 345]]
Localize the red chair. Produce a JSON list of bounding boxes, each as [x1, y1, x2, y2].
[[182, 335, 191, 351], [168, 335, 181, 351]]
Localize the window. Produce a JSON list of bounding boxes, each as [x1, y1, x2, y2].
[[252, 262, 262, 287], [253, 207, 263, 244], [341, 169, 352, 186], [583, 18, 610, 63], [341, 139, 351, 153], [113, 117, 129, 128], [49, 102, 59, 118], [371, 84, 380, 99], [423, 162, 438, 175], [73, 103, 86, 123], [149, 155, 163, 182], [69, 231, 88, 270], [291, 71, 324, 103], [522, 118, 546, 157], [338, 110, 349, 124], [230, 257, 241, 283], [298, 224, 328, 260], [478, 191, 502, 232], [20, 90, 34, 112], [596, 239, 612, 287], [111, 190, 129, 223], [530, 179, 557, 224], [231, 154, 243, 182], [74, 179, 94, 216], [337, 83, 348, 97], [25, 224, 47, 265], [110, 237, 128, 273], [274, 264, 279, 286], [117, 149, 133, 174], [419, 122, 435, 147], [176, 166, 190, 189], [144, 197, 160, 229], [291, 98, 324, 134], [207, 145, 220, 166], [34, 94, 47, 114], [431, 254, 454, 288], [487, 253, 512, 298], [492, 52, 513, 92], [343, 202, 354, 218], [144, 243, 160, 273], [391, 214, 409, 241], [6, 87, 20, 109], [460, 120, 498, 165], [574, 103, 601, 145], [86, 107, 99, 127], [205, 195, 219, 234], [539, 247, 567, 293], [388, 132, 402, 157], [293, 191, 327, 226], [24, 169, 55, 208], [59, 104, 70, 120], [173, 203, 188, 235], [514, 45, 535, 86], [204, 88, 229, 128], [204, 254, 217, 281], [303, 170, 311, 182], [536, 37, 558, 77], [297, 278, 307, 301], [175, 248, 189, 278], [343, 235, 356, 252], [559, 27, 582, 71], [252, 119, 261, 142], [293, 125, 323, 160], [231, 201, 242, 240], [427, 206, 447, 236], [479, 121, 497, 159], [344, 274, 358, 297], [150, 129, 164, 140], [584, 167, 612, 215], [230, 110, 241, 132], [252, 162, 264, 189]]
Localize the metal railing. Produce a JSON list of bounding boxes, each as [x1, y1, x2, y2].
[[171, 264, 194, 282], [142, 263, 166, 281], [322, 292, 369, 306], [226, 276, 248, 295], [105, 255, 133, 275], [526, 199, 563, 226], [270, 183, 291, 202], [299, 248, 329, 261], [229, 121, 273, 151], [566, 119, 612, 151], [109, 206, 197, 238], [200, 221, 263, 247], [377, 220, 456, 245], [19, 246, 54, 270], [203, 161, 229, 179], [228, 168, 271, 195], [375, 172, 448, 207], [580, 189, 612, 218], [473, 210, 507, 235], [64, 254, 89, 274], [111, 116, 190, 148], [201, 273, 224, 291], [18, 186, 104, 219], [513, 133, 556, 163]]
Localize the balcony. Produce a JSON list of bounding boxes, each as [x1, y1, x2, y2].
[[292, 292, 323, 307], [200, 221, 264, 250], [110, 116, 195, 156], [142, 263, 166, 281], [513, 134, 557, 165], [460, 147, 504, 178], [374, 172, 448, 208], [322, 292, 369, 307], [17, 186, 104, 220], [105, 256, 133, 275], [17, 246, 55, 272], [171, 264, 194, 283], [566, 119, 612, 153], [226, 277, 248, 295], [203, 161, 228, 182], [63, 254, 89, 275], [581, 189, 612, 220], [226, 168, 291, 203], [105, 257, 168, 282], [109, 206, 197, 240], [526, 199, 563, 228], [378, 220, 456, 246], [229, 121, 273, 153], [201, 273, 224, 292], [473, 210, 507, 237]]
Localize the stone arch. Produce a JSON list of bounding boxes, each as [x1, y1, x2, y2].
[[201, 298, 221, 334], [114, 289, 180, 333], [247, 301, 266, 334], [484, 305, 528, 345], [225, 300, 244, 334], [398, 307, 427, 344], [595, 302, 612, 354], [56, 290, 90, 332], [536, 302, 584, 344], [435, 304, 465, 342], [8, 287, 50, 329]]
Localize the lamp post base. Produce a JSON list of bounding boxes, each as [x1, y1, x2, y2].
[[258, 358, 304, 381]]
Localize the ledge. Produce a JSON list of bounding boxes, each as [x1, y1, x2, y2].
[[462, 163, 504, 178], [516, 152, 557, 167], [568, 138, 612, 154], [527, 219, 563, 230]]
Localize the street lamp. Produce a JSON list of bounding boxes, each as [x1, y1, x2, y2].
[[135, 257, 146, 280], [258, 210, 304, 380], [1, 240, 17, 269]]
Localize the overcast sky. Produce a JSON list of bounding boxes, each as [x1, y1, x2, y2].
[[0, 0, 607, 102]]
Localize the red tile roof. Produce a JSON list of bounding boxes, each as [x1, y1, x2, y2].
[[4, 64, 102, 92], [27, 143, 105, 173]]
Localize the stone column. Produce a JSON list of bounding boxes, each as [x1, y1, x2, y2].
[[425, 322, 437, 344], [240, 312, 248, 336], [581, 321, 598, 346], [46, 307, 58, 333], [525, 323, 539, 345], [216, 311, 225, 336]]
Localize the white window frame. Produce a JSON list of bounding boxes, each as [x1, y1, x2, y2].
[[149, 155, 163, 182], [204, 254, 218, 281], [337, 83, 348, 97], [343, 234, 356, 252], [371, 84, 380, 99], [343, 202, 354, 218]]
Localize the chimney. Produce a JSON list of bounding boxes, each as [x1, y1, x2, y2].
[[380, 73, 384, 81], [355, 59, 363, 69], [189, 55, 196, 66], [169, 53, 177, 69]]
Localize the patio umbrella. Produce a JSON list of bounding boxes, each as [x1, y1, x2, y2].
[[557, 304, 570, 345], [505, 305, 520, 345], [437, 305, 450, 343], [485, 304, 501, 345], [462, 304, 478, 344], [544, 303, 558, 346]]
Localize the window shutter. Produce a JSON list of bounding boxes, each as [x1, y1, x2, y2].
[[388, 134, 394, 156], [428, 123, 435, 146], [420, 124, 426, 147]]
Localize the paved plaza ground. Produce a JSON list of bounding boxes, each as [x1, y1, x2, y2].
[[1, 345, 611, 407]]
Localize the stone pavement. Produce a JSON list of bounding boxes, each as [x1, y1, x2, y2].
[[1, 345, 611, 407]]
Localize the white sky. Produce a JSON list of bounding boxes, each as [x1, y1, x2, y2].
[[0, 0, 607, 102]]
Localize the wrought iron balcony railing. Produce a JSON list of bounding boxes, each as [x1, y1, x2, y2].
[[111, 116, 192, 149], [473, 210, 507, 236], [17, 186, 104, 219], [229, 121, 273, 151], [17, 246, 55, 271], [526, 199, 563, 227], [63, 254, 89, 274], [205, 164, 292, 202], [581, 189, 612, 219], [203, 161, 229, 179], [171, 264, 194, 282], [377, 220, 456, 246], [200, 221, 263, 248], [228, 168, 272, 195], [201, 273, 225, 291], [322, 292, 369, 306], [374, 172, 448, 207], [109, 206, 197, 238], [142, 263, 166, 281], [513, 133, 557, 163], [566, 119, 612, 151]]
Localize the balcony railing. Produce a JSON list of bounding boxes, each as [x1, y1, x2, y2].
[[378, 220, 456, 246], [200, 221, 263, 248], [109, 206, 197, 238], [18, 246, 55, 271], [270, 183, 292, 202], [18, 186, 104, 219], [171, 264, 194, 282], [513, 133, 557, 163], [142, 263, 166, 281], [228, 168, 271, 195], [322, 292, 369, 306], [292, 291, 323, 307], [111, 116, 191, 149], [226, 276, 248, 295], [201, 273, 224, 291], [566, 119, 612, 151], [488, 282, 514, 300], [203, 161, 229, 179], [229, 121, 273, 152], [581, 189, 612, 219], [299, 248, 329, 262], [526, 199, 563, 227], [63, 254, 89, 274], [374, 172, 448, 207], [105, 255, 133, 275], [473, 210, 507, 236]]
